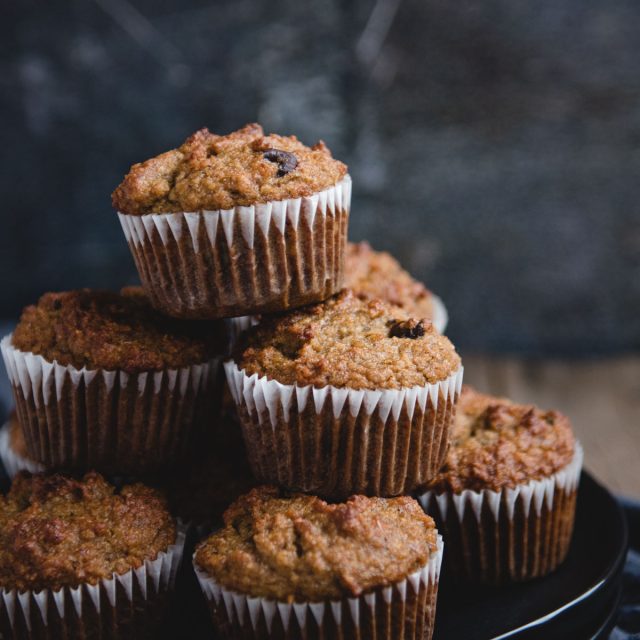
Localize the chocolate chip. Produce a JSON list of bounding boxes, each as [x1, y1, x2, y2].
[[387, 319, 425, 339], [263, 149, 298, 177], [52, 299, 62, 311]]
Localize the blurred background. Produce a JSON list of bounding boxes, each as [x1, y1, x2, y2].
[[1, 1, 639, 493]]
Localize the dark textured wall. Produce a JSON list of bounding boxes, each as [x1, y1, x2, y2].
[[1, 0, 639, 354]]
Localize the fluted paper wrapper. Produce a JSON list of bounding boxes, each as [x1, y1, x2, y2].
[[1, 336, 222, 476], [418, 444, 583, 584], [0, 523, 186, 640], [194, 534, 442, 640], [118, 176, 352, 320], [225, 362, 464, 499], [0, 421, 43, 478]]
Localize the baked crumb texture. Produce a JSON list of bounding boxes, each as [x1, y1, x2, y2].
[[116, 125, 351, 319], [2, 293, 224, 474], [0, 472, 185, 638], [418, 386, 582, 584], [226, 291, 464, 499], [194, 486, 442, 639], [345, 241, 434, 320]]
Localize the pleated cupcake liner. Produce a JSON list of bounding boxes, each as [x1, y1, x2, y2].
[[117, 176, 352, 320], [418, 443, 583, 584], [431, 295, 448, 334], [1, 335, 223, 476], [0, 421, 43, 478], [193, 534, 443, 640], [224, 362, 464, 499], [0, 522, 186, 639]]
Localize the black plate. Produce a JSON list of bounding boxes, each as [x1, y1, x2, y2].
[[434, 472, 628, 640]]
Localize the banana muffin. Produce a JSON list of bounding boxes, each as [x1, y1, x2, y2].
[[1, 288, 225, 475], [226, 289, 463, 498], [114, 124, 351, 319], [419, 386, 582, 584], [194, 486, 442, 640], [0, 471, 185, 638], [0, 412, 42, 478]]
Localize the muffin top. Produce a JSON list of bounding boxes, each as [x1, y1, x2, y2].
[[11, 288, 225, 372], [112, 123, 347, 215], [234, 289, 460, 389], [0, 472, 176, 591], [427, 386, 576, 493], [345, 242, 434, 320], [194, 486, 438, 602]]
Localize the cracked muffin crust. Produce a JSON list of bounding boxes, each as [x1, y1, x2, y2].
[[427, 385, 576, 494], [234, 289, 460, 389], [11, 287, 225, 372], [0, 472, 176, 592], [112, 123, 347, 215], [345, 242, 434, 320], [194, 486, 438, 602]]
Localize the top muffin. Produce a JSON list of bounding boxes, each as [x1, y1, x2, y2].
[[427, 386, 576, 493], [345, 242, 434, 320], [234, 289, 460, 389], [0, 471, 176, 591], [10, 287, 224, 372], [112, 123, 347, 215], [194, 485, 438, 602]]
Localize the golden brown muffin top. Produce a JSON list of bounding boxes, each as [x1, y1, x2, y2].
[[234, 289, 460, 389], [427, 386, 576, 493], [112, 123, 347, 215], [7, 413, 28, 459], [11, 288, 225, 372], [345, 242, 434, 320], [195, 486, 438, 602], [0, 472, 176, 591]]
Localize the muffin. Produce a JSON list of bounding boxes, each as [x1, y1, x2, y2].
[[0, 288, 225, 475], [225, 289, 463, 499], [193, 486, 443, 640], [113, 123, 351, 319], [0, 412, 43, 478], [418, 386, 582, 584], [0, 471, 185, 639], [345, 241, 448, 333]]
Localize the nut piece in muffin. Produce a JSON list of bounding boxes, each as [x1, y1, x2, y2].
[[234, 288, 460, 390], [112, 123, 347, 215], [345, 241, 434, 320], [195, 486, 438, 602], [0, 471, 176, 592], [420, 386, 581, 584], [11, 287, 225, 373]]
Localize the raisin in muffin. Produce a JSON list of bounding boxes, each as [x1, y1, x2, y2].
[[114, 124, 351, 319]]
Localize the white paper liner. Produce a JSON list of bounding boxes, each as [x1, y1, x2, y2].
[[0, 421, 43, 478], [118, 175, 352, 319], [0, 522, 187, 635], [431, 294, 448, 334], [225, 361, 464, 497], [193, 534, 442, 638], [1, 335, 222, 473], [417, 443, 583, 521], [418, 443, 583, 583]]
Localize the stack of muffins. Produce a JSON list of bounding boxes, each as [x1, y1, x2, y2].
[[0, 124, 583, 640]]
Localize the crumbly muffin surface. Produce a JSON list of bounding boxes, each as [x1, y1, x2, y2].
[[235, 289, 460, 389], [112, 124, 347, 215], [345, 242, 434, 320], [427, 386, 576, 493], [11, 288, 224, 372], [0, 472, 176, 591], [195, 486, 438, 601]]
